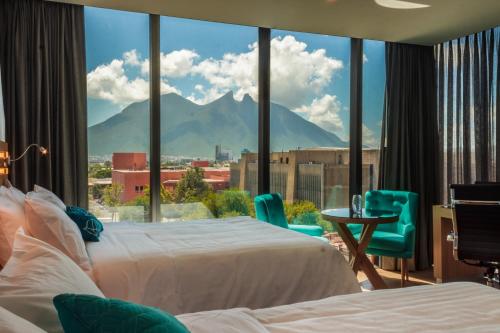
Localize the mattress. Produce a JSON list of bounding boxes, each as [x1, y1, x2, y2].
[[178, 282, 500, 332], [86, 216, 360, 315]]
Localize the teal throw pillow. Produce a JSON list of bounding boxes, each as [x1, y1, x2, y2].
[[53, 294, 190, 333], [65, 206, 104, 242]]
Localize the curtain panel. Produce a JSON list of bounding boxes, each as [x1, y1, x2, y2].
[[379, 42, 439, 270], [435, 28, 499, 202], [0, 0, 87, 207]]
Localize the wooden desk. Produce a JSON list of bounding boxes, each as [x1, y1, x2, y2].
[[433, 205, 484, 283]]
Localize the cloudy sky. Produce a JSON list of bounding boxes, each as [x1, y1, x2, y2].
[[85, 7, 385, 147]]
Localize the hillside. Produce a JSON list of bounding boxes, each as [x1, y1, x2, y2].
[[88, 92, 347, 158]]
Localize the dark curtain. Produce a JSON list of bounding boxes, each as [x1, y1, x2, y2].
[[435, 28, 499, 202], [379, 42, 439, 270], [0, 0, 87, 207]]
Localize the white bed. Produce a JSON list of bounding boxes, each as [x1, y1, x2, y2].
[[86, 216, 360, 315], [178, 282, 500, 333]]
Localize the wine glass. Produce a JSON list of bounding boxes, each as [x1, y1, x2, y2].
[[352, 194, 362, 216]]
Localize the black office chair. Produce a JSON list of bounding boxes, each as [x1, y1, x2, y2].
[[449, 184, 500, 284]]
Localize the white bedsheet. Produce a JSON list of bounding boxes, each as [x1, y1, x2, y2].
[[86, 216, 360, 315], [179, 282, 500, 332]]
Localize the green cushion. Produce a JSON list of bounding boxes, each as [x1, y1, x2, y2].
[[346, 223, 363, 235], [53, 294, 190, 333], [254, 193, 289, 229], [353, 230, 406, 252], [289, 224, 324, 237], [66, 206, 104, 242]]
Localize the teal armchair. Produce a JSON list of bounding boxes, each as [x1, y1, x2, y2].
[[348, 190, 418, 286], [254, 193, 326, 241]]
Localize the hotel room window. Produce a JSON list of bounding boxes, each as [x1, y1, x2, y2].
[[159, 17, 258, 221], [362, 40, 385, 198], [85, 7, 151, 222], [270, 30, 350, 230]]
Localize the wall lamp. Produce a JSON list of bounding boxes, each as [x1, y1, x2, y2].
[[0, 142, 48, 176]]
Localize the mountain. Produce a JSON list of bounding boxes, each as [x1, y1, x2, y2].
[[88, 92, 347, 158]]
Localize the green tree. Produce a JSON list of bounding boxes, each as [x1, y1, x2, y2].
[[103, 184, 123, 221], [284, 200, 317, 223], [202, 189, 254, 218], [174, 167, 210, 203], [88, 163, 112, 179], [130, 184, 173, 207], [284, 200, 333, 232]]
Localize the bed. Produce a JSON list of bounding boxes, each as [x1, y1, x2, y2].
[[178, 282, 500, 332], [86, 216, 361, 315]]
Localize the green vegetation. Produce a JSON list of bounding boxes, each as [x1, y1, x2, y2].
[[90, 164, 329, 229], [88, 163, 112, 179], [102, 183, 123, 221], [174, 167, 210, 203]]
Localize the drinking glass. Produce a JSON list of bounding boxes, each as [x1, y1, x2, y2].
[[352, 194, 362, 215]]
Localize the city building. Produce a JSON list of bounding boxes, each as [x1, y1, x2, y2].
[[231, 148, 379, 209], [112, 153, 230, 203]]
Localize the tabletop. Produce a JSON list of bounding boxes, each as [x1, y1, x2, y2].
[[321, 208, 399, 224]]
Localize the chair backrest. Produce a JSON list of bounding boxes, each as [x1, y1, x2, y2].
[[253, 193, 289, 229], [365, 190, 419, 234], [450, 184, 500, 262]]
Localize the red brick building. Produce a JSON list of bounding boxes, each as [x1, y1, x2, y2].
[[111, 153, 230, 203]]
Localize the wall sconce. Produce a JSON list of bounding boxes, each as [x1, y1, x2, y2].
[[0, 141, 8, 176], [0, 142, 48, 176]]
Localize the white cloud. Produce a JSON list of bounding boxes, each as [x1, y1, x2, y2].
[[363, 53, 368, 63], [294, 94, 344, 135], [362, 124, 379, 147], [191, 46, 259, 103], [140, 50, 199, 78], [87, 56, 180, 106], [88, 36, 346, 136], [189, 36, 344, 108], [123, 49, 141, 66], [270, 36, 343, 109]]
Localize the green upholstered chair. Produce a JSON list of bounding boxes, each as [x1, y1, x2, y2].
[[348, 190, 418, 287], [254, 193, 326, 240]]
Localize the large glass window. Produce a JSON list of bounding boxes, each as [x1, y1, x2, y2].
[[159, 17, 258, 221], [362, 40, 385, 196], [270, 30, 351, 231], [85, 7, 150, 222]]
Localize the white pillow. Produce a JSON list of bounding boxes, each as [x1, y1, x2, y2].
[[0, 307, 47, 333], [24, 193, 93, 277], [0, 181, 25, 208], [33, 184, 66, 211], [0, 231, 103, 333], [0, 195, 25, 266]]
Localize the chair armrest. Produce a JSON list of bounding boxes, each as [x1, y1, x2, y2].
[[399, 223, 415, 237], [289, 224, 324, 237]]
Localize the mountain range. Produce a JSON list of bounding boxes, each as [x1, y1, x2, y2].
[[88, 92, 347, 159]]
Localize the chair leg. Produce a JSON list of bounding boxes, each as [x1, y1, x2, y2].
[[401, 258, 407, 288], [406, 262, 410, 282]]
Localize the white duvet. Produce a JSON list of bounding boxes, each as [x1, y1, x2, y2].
[[86, 216, 360, 315], [178, 282, 500, 333]]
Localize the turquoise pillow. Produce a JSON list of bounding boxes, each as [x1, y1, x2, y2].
[[53, 294, 190, 333], [65, 206, 104, 242]]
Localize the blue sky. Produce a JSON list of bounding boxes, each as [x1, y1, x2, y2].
[[85, 7, 385, 147]]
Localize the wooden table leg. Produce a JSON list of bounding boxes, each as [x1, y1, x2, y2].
[[334, 222, 388, 289]]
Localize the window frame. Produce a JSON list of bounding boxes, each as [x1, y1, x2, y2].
[[86, 11, 371, 221]]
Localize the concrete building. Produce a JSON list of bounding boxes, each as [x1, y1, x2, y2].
[[112, 153, 230, 203], [230, 148, 380, 209]]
